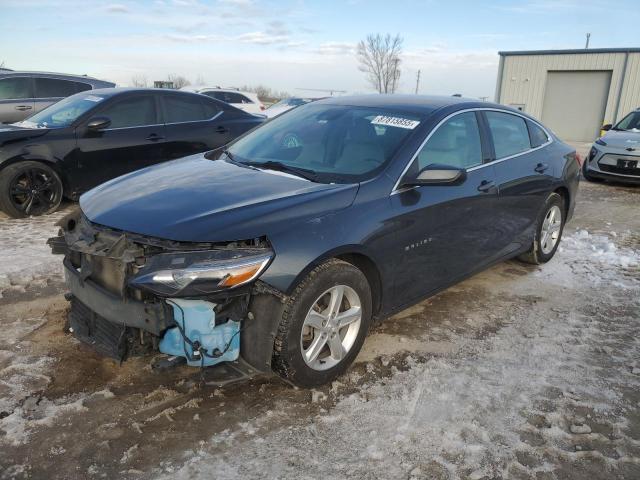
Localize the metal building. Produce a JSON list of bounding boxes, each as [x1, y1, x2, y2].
[[495, 48, 640, 142]]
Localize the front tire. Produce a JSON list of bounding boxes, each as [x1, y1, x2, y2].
[[272, 259, 372, 388], [0, 161, 63, 218], [518, 192, 565, 265]]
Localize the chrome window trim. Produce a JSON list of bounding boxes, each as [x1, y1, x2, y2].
[[100, 123, 164, 132], [391, 107, 553, 195], [163, 110, 223, 126], [99, 111, 223, 131]]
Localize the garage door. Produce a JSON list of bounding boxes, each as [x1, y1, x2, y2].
[[541, 71, 611, 143]]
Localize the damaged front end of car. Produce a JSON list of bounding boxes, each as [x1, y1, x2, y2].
[[48, 209, 286, 374]]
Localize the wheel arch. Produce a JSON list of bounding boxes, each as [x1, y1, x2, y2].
[[0, 155, 69, 193], [285, 245, 384, 318], [553, 185, 570, 216]]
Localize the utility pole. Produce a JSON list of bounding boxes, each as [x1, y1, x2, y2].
[[585, 33, 591, 49], [415, 69, 421, 94]]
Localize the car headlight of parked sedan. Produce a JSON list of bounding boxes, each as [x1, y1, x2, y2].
[[129, 249, 273, 297]]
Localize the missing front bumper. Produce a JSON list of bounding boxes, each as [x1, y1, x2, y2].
[[64, 258, 172, 336]]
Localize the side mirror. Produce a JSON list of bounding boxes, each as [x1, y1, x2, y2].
[[402, 164, 467, 187], [601, 123, 612, 132], [86, 117, 111, 131]]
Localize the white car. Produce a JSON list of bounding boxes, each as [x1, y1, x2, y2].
[[181, 86, 265, 115], [264, 97, 323, 118]]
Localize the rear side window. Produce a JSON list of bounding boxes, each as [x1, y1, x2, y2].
[[34, 78, 79, 98], [527, 120, 549, 148], [164, 95, 208, 123], [416, 112, 483, 170], [203, 91, 253, 104], [485, 111, 531, 159], [75, 82, 92, 93], [100, 95, 157, 128], [228, 93, 253, 104], [0, 77, 31, 100], [201, 99, 222, 118]]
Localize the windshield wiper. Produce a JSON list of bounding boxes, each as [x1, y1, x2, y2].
[[243, 161, 319, 181], [221, 149, 260, 171]]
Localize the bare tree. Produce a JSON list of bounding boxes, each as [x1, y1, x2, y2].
[[356, 33, 403, 94], [167, 74, 190, 89], [130, 74, 148, 87], [238, 84, 290, 103]]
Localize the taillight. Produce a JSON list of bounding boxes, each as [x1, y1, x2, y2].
[[574, 152, 583, 167]]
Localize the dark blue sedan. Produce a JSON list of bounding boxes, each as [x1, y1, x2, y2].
[[50, 95, 580, 387]]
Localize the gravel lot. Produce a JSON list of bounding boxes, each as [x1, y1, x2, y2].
[[0, 179, 638, 480]]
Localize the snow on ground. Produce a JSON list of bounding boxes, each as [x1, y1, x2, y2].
[[0, 208, 70, 297], [158, 231, 640, 479], [0, 209, 79, 446]]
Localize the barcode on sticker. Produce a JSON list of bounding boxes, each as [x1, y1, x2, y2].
[[371, 115, 420, 129]]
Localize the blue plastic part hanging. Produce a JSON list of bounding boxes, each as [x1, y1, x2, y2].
[[159, 298, 240, 367]]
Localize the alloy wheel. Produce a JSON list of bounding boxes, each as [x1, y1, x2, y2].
[[9, 167, 61, 216], [300, 285, 362, 371], [540, 205, 562, 254]]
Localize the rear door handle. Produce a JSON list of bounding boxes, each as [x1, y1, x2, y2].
[[477, 180, 496, 193], [216, 126, 229, 134], [146, 134, 165, 141], [15, 105, 33, 111], [534, 162, 549, 173]]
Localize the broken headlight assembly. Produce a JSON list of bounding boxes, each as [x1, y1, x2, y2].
[[129, 248, 273, 297]]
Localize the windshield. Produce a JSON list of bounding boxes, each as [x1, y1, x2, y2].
[[19, 93, 106, 128], [227, 103, 421, 183], [614, 111, 640, 132]]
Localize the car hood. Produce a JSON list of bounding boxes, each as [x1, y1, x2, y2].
[[80, 155, 358, 243], [600, 130, 640, 151], [0, 123, 50, 146]]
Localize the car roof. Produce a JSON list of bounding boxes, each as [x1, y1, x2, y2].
[[316, 94, 506, 116], [87, 87, 210, 97], [0, 70, 114, 86], [187, 86, 255, 95]]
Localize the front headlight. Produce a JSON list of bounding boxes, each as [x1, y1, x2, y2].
[[129, 249, 273, 297], [595, 138, 607, 146]]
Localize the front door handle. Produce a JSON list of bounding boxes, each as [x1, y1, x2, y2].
[[534, 162, 549, 173], [15, 105, 33, 111], [216, 126, 229, 134], [146, 134, 165, 141], [477, 180, 496, 193]]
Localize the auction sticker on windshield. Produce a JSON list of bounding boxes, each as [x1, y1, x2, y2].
[[371, 115, 420, 129], [84, 95, 104, 102]]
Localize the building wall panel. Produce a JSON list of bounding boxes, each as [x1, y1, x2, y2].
[[498, 52, 629, 124], [618, 53, 640, 118]]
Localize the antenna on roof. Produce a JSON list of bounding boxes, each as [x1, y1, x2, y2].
[[585, 33, 591, 49]]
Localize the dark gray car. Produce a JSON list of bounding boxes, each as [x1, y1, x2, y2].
[[0, 71, 115, 123]]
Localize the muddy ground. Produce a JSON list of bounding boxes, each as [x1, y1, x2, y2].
[[0, 179, 638, 480]]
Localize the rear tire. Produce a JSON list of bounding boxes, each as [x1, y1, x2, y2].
[[0, 161, 63, 218], [518, 192, 565, 265], [272, 259, 372, 388]]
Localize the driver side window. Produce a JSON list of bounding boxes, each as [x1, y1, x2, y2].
[[99, 95, 157, 129], [416, 112, 482, 170]]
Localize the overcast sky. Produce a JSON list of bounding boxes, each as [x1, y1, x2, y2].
[[2, 0, 639, 99]]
